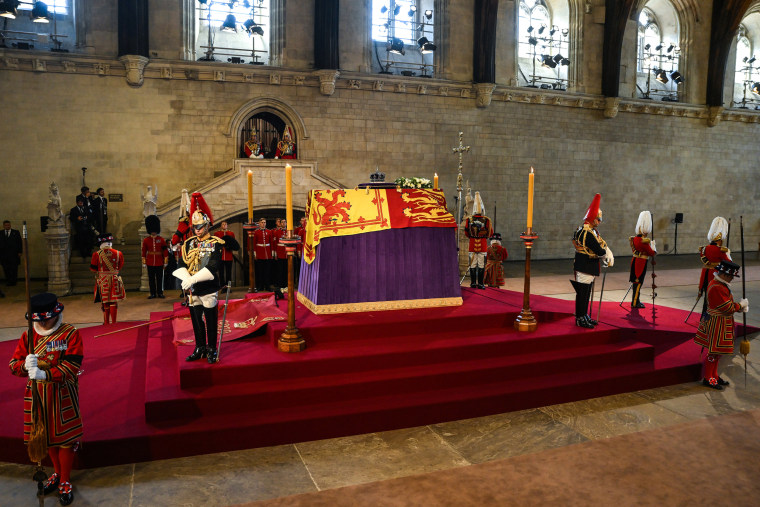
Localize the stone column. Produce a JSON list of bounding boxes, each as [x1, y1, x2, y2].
[[138, 225, 149, 291], [44, 223, 72, 295]]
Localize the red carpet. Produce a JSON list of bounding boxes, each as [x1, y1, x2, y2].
[[1, 289, 752, 468]]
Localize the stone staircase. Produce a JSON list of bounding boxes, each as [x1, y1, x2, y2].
[[68, 241, 144, 295]]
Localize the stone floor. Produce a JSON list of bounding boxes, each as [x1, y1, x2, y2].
[[1, 254, 759, 506]]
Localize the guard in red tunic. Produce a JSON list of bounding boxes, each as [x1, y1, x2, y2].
[[90, 232, 125, 324], [698, 216, 732, 318], [9, 293, 83, 506], [464, 192, 493, 289], [273, 218, 288, 290], [571, 194, 614, 328], [213, 221, 240, 288], [244, 129, 264, 158], [173, 193, 224, 364], [629, 210, 657, 308], [142, 215, 169, 299], [274, 126, 297, 159], [694, 260, 748, 390], [253, 217, 275, 291], [484, 233, 508, 287]]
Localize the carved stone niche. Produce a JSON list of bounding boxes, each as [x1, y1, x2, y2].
[[119, 55, 149, 87]]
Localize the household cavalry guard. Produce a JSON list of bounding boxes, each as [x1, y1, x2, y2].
[[173, 192, 224, 364], [698, 216, 732, 319], [464, 191, 493, 289], [571, 194, 614, 328], [629, 211, 657, 308]]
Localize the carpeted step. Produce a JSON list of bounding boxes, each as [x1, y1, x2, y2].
[[177, 318, 629, 389], [145, 338, 655, 423]]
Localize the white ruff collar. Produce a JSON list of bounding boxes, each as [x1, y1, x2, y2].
[[33, 313, 63, 336]]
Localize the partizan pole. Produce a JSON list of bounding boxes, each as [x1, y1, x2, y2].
[[740, 216, 750, 387]]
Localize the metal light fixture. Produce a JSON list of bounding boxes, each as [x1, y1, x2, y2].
[[221, 14, 237, 32], [0, 0, 19, 19], [527, 25, 534, 33], [553, 53, 564, 64], [549, 25, 557, 36], [393, 4, 400, 15], [752, 82, 760, 94], [31, 1, 49, 23], [417, 37, 436, 54], [528, 36, 538, 46], [655, 43, 663, 51], [666, 44, 674, 53], [424, 9, 432, 19], [540, 54, 556, 69], [670, 71, 684, 84], [655, 69, 668, 84], [538, 24, 545, 34], [388, 37, 405, 55], [408, 5, 416, 17], [243, 18, 264, 36], [380, 5, 387, 14], [644, 43, 651, 51], [749, 56, 757, 64]]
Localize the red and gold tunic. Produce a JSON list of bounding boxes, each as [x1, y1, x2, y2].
[[694, 278, 741, 354], [141, 235, 168, 267], [464, 214, 493, 253], [9, 322, 83, 446], [294, 225, 306, 256], [629, 235, 656, 283], [90, 248, 126, 303], [273, 227, 288, 260], [698, 243, 731, 293], [214, 230, 237, 262], [253, 227, 274, 260], [484, 243, 508, 287]]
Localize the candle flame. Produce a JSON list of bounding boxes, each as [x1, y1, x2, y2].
[[530, 166, 534, 174]]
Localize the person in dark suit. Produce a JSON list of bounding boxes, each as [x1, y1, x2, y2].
[[0, 220, 22, 286], [69, 197, 95, 260], [75, 186, 93, 215], [91, 187, 108, 233]]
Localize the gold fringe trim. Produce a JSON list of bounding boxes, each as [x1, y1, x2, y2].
[[297, 293, 463, 314]]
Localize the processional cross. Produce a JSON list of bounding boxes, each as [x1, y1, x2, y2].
[[452, 131, 470, 195]]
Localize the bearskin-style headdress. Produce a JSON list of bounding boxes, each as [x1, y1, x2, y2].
[[635, 211, 652, 235], [707, 216, 728, 243], [190, 192, 213, 228], [583, 194, 602, 224], [472, 191, 485, 215], [145, 214, 161, 235], [179, 189, 190, 219]]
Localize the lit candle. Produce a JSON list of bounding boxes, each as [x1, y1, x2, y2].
[[247, 170, 253, 223], [285, 164, 293, 231], [527, 167, 534, 230], [434, 173, 439, 190]]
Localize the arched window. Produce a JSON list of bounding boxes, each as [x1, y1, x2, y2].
[[732, 28, 757, 108], [517, 0, 570, 90], [194, 0, 270, 64], [370, 1, 436, 77], [0, 0, 75, 52], [636, 8, 681, 101], [239, 112, 297, 160]]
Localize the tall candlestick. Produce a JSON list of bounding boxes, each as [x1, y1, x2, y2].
[[434, 173, 439, 190], [285, 164, 293, 231], [247, 170, 253, 223], [527, 167, 534, 230]]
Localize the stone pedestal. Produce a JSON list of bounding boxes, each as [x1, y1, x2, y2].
[[44, 223, 72, 295], [138, 225, 149, 291]]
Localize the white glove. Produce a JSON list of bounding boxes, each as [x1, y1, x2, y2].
[[181, 267, 215, 291], [650, 240, 657, 253], [740, 298, 749, 313], [24, 354, 38, 370], [27, 367, 46, 381], [173, 267, 191, 283], [603, 246, 614, 268]]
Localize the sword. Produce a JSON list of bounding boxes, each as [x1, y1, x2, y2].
[[596, 269, 607, 322], [215, 284, 232, 363], [619, 283, 632, 308], [684, 293, 702, 323]]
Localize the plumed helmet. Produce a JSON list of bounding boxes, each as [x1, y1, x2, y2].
[[583, 194, 602, 224], [635, 211, 652, 235], [472, 191, 485, 215], [145, 214, 161, 235], [179, 189, 190, 218], [707, 216, 728, 243], [715, 259, 740, 278], [190, 192, 213, 228], [283, 126, 293, 142]]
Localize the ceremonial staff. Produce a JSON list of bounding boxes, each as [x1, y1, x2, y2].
[[21, 222, 49, 501], [739, 216, 750, 387], [214, 285, 232, 363]]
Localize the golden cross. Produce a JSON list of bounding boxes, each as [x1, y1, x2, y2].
[[452, 132, 470, 191]]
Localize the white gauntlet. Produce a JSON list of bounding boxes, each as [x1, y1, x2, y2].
[[603, 246, 614, 268]]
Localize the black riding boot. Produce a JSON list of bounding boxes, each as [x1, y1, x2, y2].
[[570, 280, 594, 328], [186, 305, 207, 361], [469, 268, 477, 288], [477, 268, 486, 289], [204, 305, 219, 364]]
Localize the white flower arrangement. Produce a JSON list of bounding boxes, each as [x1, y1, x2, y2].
[[394, 177, 433, 189]]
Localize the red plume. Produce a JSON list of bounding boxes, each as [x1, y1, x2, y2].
[[190, 192, 214, 226], [583, 194, 601, 224]]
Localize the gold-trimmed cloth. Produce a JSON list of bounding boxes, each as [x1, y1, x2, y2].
[[297, 291, 463, 314]]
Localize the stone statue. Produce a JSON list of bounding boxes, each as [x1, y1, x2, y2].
[[142, 185, 158, 217], [47, 181, 64, 224]]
